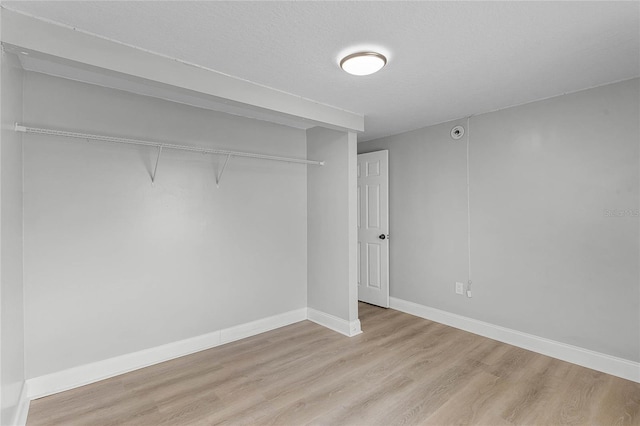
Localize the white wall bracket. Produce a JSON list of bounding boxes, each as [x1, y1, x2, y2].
[[151, 146, 163, 184], [216, 154, 232, 188]]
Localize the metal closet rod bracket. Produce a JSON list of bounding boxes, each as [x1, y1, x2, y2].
[[14, 123, 325, 186], [216, 154, 232, 188], [151, 146, 163, 184]]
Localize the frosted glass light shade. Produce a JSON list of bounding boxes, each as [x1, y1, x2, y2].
[[340, 52, 387, 76]]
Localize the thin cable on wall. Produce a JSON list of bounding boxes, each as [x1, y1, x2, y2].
[[466, 116, 472, 297]]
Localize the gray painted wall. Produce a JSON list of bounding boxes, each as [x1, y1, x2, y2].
[[307, 128, 359, 322], [0, 52, 25, 425], [359, 78, 639, 361], [23, 72, 308, 378]]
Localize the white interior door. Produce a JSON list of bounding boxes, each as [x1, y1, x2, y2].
[[357, 150, 389, 308]]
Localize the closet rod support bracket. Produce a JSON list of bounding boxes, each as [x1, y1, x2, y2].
[[151, 145, 163, 184], [216, 154, 232, 188]]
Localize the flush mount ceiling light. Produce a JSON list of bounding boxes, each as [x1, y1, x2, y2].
[[340, 52, 387, 76]]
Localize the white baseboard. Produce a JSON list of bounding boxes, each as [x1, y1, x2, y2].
[[220, 308, 308, 344], [26, 308, 307, 399], [307, 308, 362, 337], [11, 381, 30, 426], [390, 297, 640, 383]]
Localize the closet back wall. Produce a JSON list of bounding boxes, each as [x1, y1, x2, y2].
[[23, 72, 308, 379]]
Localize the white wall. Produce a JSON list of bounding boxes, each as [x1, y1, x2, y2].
[[307, 128, 359, 324], [359, 78, 640, 362], [0, 51, 25, 425], [22, 72, 308, 379]]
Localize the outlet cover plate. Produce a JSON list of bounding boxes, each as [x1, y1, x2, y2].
[[455, 282, 464, 295]]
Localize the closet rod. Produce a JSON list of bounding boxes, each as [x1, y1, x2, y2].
[[14, 124, 324, 166]]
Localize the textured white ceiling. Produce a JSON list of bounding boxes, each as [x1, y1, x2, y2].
[[4, 1, 639, 141]]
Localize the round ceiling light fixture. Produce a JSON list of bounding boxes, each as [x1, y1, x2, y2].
[[340, 52, 387, 76]]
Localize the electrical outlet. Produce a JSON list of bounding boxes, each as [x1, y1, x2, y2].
[[455, 282, 464, 295]]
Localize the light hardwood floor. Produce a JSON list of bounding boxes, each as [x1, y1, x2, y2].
[[27, 303, 640, 425]]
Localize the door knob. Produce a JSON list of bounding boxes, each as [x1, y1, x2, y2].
[[379, 234, 388, 240]]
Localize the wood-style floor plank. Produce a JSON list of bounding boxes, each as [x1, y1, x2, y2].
[[27, 303, 640, 426]]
